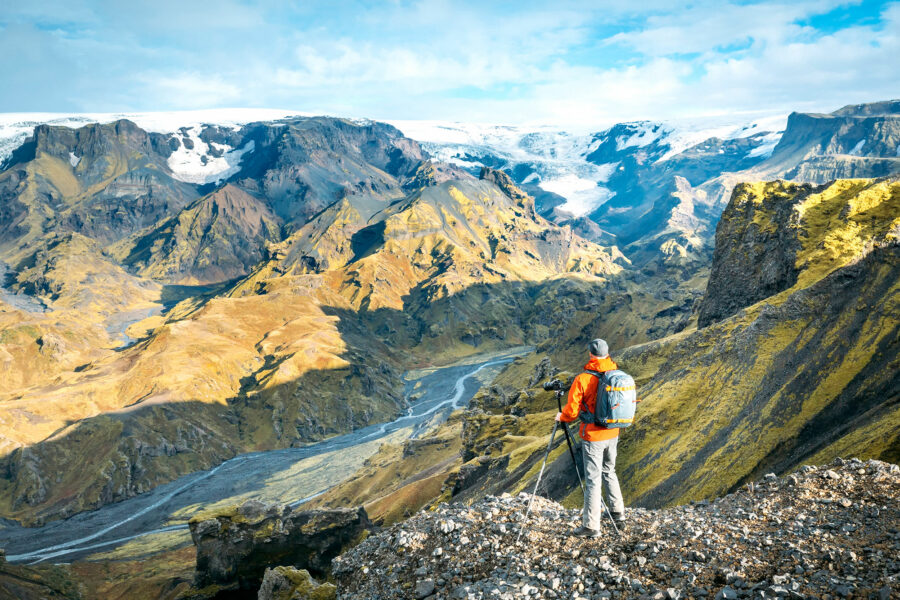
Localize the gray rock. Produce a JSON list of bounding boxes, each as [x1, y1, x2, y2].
[[415, 578, 436, 599], [257, 566, 336, 600], [715, 586, 738, 600]]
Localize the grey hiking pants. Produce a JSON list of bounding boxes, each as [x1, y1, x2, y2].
[[582, 436, 625, 530]]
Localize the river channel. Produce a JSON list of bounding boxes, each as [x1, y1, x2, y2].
[[0, 347, 529, 564]]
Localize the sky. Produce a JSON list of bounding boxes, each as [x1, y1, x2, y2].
[[1, 0, 898, 126]]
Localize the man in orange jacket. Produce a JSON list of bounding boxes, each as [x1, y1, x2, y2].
[[555, 338, 626, 537]]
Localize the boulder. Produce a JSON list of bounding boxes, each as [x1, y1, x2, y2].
[[257, 566, 336, 600]]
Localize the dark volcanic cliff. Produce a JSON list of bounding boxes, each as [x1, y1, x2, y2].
[[697, 180, 807, 327]]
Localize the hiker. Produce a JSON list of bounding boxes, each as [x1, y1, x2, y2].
[[555, 338, 626, 537]]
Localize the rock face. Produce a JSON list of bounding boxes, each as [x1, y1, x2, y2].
[[334, 459, 900, 599], [698, 176, 898, 327], [771, 106, 900, 181], [697, 180, 806, 327], [0, 119, 198, 257], [189, 500, 370, 592]]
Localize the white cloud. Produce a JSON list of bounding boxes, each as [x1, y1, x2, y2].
[[137, 73, 244, 109], [0, 1, 897, 124], [606, 0, 848, 56]]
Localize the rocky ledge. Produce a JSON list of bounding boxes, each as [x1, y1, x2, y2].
[[334, 458, 899, 599], [188, 500, 370, 596]]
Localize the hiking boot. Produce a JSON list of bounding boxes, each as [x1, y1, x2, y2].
[[609, 512, 626, 531], [573, 526, 601, 538]]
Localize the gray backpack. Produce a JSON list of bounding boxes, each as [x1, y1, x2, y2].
[[578, 369, 637, 428]]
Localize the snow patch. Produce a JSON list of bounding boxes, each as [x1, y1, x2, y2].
[[0, 109, 308, 165], [848, 139, 866, 156], [68, 152, 80, 167], [615, 123, 664, 151], [389, 120, 617, 216], [166, 128, 255, 185], [653, 113, 788, 162], [393, 115, 786, 216]]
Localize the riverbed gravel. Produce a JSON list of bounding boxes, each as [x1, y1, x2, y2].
[[334, 458, 899, 599]]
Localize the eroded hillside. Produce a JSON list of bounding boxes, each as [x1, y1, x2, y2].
[[0, 106, 897, 536]]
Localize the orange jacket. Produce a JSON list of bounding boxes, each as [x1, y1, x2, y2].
[[559, 356, 620, 442]]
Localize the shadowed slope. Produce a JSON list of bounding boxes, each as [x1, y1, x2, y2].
[[115, 185, 282, 284]]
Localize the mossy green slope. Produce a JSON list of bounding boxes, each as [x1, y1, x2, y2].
[[616, 177, 899, 506]]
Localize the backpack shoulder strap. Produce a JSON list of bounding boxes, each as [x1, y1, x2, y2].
[[583, 369, 611, 385]]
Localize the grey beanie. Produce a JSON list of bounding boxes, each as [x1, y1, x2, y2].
[[589, 338, 609, 357]]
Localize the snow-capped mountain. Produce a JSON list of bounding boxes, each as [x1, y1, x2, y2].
[[2, 104, 896, 264], [0, 110, 785, 218], [0, 109, 307, 185], [388, 114, 788, 217]]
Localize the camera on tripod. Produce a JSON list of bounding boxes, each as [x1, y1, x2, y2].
[[542, 378, 566, 392]]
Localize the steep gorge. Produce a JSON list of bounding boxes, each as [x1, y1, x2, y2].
[[303, 176, 899, 530]]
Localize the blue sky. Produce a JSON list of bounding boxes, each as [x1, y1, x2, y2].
[[1, 0, 897, 125]]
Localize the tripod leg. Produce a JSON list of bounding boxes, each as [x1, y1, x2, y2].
[[556, 390, 586, 497], [517, 420, 559, 544], [560, 423, 585, 496]]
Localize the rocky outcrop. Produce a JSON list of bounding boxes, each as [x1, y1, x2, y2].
[[334, 459, 899, 599], [0, 119, 199, 257], [766, 108, 900, 180], [479, 167, 532, 208], [189, 500, 370, 593]]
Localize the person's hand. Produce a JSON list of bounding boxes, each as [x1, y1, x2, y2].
[[554, 412, 562, 422]]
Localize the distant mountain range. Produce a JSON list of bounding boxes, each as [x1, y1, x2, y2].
[[2, 101, 897, 264]]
